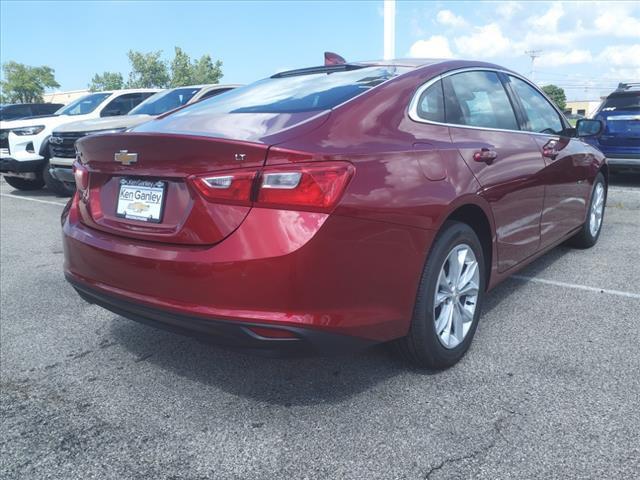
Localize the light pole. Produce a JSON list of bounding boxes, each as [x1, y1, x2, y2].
[[384, 0, 396, 60]]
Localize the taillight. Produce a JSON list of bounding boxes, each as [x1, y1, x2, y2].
[[258, 162, 354, 212], [190, 169, 256, 206], [190, 162, 354, 213], [73, 161, 89, 192]]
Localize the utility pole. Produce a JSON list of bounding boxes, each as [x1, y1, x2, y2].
[[525, 50, 542, 83], [384, 0, 396, 60]]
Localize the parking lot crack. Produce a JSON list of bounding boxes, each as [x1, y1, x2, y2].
[[424, 412, 515, 479]]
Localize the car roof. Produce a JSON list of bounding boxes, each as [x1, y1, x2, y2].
[[273, 58, 512, 80], [93, 88, 161, 95]]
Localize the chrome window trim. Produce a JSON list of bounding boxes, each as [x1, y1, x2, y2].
[[408, 67, 568, 138]]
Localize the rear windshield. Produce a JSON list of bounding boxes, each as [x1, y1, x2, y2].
[[170, 66, 410, 115], [57, 93, 111, 116], [600, 92, 640, 112], [130, 87, 201, 115]]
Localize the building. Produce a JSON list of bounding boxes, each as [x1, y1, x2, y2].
[[564, 100, 603, 118], [43, 89, 90, 105]]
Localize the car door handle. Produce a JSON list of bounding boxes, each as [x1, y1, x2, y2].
[[473, 148, 497, 164]]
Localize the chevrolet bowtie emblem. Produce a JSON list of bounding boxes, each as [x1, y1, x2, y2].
[[114, 150, 138, 165]]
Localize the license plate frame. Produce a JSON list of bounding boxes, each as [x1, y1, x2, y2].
[[116, 178, 167, 224]]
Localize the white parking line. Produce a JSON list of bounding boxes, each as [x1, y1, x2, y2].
[[512, 275, 640, 300], [0, 193, 67, 207]]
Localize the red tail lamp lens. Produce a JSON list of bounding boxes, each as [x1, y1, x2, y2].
[[190, 170, 256, 206], [257, 162, 354, 212], [190, 162, 354, 212], [73, 162, 89, 191]]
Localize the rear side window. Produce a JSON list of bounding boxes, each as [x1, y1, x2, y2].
[[198, 87, 234, 101], [443, 71, 518, 130], [600, 92, 640, 112], [130, 88, 200, 115], [416, 80, 445, 123], [508, 76, 563, 135], [0, 105, 31, 120]]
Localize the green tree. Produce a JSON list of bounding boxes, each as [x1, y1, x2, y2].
[[88, 71, 124, 91], [0, 61, 60, 103], [170, 47, 194, 87], [169, 47, 223, 87], [191, 54, 223, 85], [125, 50, 170, 88], [541, 84, 567, 111]]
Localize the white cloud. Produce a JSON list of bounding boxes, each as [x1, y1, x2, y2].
[[594, 12, 640, 38], [436, 10, 467, 28], [497, 1, 523, 19], [598, 44, 640, 66], [540, 49, 592, 67], [408, 36, 454, 58], [454, 23, 512, 58], [527, 3, 565, 32]]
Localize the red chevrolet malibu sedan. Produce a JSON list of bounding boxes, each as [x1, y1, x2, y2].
[[62, 59, 606, 369]]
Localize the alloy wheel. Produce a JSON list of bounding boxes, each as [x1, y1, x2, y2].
[[589, 183, 605, 237], [433, 244, 480, 349]]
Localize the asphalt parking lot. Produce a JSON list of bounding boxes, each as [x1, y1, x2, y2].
[[1, 174, 639, 480]]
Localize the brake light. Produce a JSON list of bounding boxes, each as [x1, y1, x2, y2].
[[73, 161, 89, 192], [258, 162, 354, 212], [190, 162, 354, 213], [190, 170, 256, 206]]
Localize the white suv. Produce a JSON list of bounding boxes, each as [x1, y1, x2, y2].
[[48, 84, 239, 195], [0, 89, 158, 192]]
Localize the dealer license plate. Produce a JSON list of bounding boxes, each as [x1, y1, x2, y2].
[[116, 178, 166, 223]]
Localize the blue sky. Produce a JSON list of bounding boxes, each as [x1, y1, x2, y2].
[[1, 1, 639, 101]]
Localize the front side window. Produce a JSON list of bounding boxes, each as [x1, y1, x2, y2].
[[130, 88, 201, 116], [58, 93, 111, 116], [168, 66, 410, 116], [509, 76, 563, 135], [416, 80, 445, 123], [101, 92, 155, 117], [443, 71, 518, 130]]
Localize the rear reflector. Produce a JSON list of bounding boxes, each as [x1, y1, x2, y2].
[[247, 326, 298, 339], [190, 161, 354, 213]]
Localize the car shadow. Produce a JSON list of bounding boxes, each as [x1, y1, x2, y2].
[[109, 245, 574, 406], [110, 318, 411, 407], [0, 182, 70, 200], [609, 171, 640, 186]]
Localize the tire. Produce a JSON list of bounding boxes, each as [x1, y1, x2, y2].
[[43, 160, 75, 197], [395, 221, 486, 369], [3, 174, 45, 191], [568, 172, 606, 249]]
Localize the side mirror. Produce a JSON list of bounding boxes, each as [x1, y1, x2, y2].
[[576, 118, 603, 137]]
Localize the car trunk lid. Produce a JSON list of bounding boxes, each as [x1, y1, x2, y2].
[[75, 132, 269, 245]]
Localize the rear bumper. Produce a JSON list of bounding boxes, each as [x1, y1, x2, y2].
[[62, 196, 433, 348], [68, 274, 374, 355], [0, 157, 44, 174]]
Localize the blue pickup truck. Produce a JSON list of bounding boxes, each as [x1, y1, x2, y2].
[[591, 83, 640, 173]]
